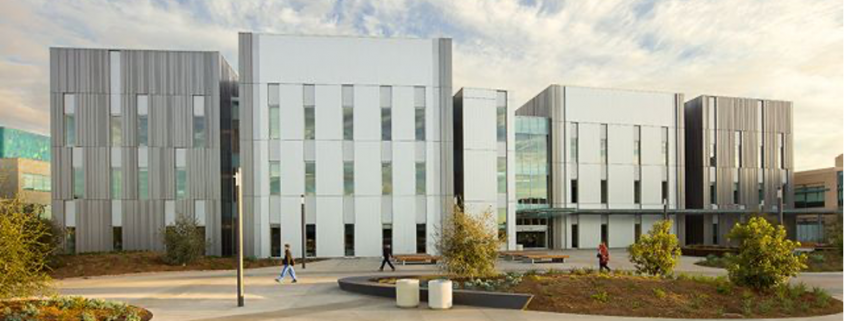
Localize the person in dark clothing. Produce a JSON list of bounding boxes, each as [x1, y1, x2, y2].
[[275, 244, 298, 283], [597, 242, 611, 272], [379, 244, 395, 272]]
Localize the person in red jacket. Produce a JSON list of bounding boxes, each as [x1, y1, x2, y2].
[[597, 242, 610, 272], [275, 244, 298, 283]]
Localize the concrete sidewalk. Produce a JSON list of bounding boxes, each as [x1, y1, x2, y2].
[[58, 250, 843, 321]]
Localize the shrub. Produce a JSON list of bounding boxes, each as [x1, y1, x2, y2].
[[436, 205, 501, 279], [163, 215, 207, 265], [726, 216, 807, 290], [627, 220, 681, 276], [591, 291, 609, 303], [0, 197, 57, 299]]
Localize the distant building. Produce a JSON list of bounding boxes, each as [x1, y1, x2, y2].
[[794, 154, 843, 242], [0, 126, 52, 216]]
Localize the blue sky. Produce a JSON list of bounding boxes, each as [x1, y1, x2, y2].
[[0, 0, 841, 170]]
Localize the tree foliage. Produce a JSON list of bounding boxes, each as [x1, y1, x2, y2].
[[628, 220, 681, 276], [436, 205, 501, 279], [163, 215, 207, 265], [0, 197, 57, 299], [726, 216, 807, 290]]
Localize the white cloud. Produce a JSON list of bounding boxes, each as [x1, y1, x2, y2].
[[0, 0, 840, 169]]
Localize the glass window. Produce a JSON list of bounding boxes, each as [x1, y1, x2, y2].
[[497, 208, 506, 241], [111, 168, 122, 199], [497, 106, 506, 142], [497, 157, 507, 194], [193, 96, 206, 147], [137, 95, 149, 146], [662, 180, 668, 202], [305, 161, 316, 195], [733, 182, 740, 204], [634, 180, 641, 204], [344, 224, 355, 256], [270, 161, 281, 195], [268, 83, 280, 106], [416, 224, 427, 254], [571, 179, 578, 203], [64, 94, 76, 146], [600, 124, 608, 164], [344, 161, 354, 195], [306, 224, 316, 257], [269, 106, 280, 140], [176, 149, 187, 199], [304, 107, 315, 140], [415, 86, 425, 141], [138, 168, 149, 200], [416, 162, 426, 195], [343, 107, 353, 141], [709, 182, 717, 205], [634, 126, 641, 164], [381, 108, 391, 141], [570, 123, 578, 163], [271, 225, 281, 257], [778, 133, 785, 169], [735, 131, 742, 168], [601, 179, 608, 204], [111, 115, 122, 146], [72, 149, 83, 199], [382, 162, 392, 195], [342, 85, 354, 108], [662, 127, 669, 166]]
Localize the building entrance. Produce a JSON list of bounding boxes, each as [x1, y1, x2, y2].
[[516, 217, 549, 249]]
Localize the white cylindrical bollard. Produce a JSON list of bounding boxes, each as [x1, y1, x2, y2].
[[516, 244, 524, 251], [396, 279, 420, 308], [427, 279, 453, 310]]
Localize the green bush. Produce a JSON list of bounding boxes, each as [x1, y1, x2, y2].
[[163, 215, 207, 265], [0, 197, 57, 299], [436, 205, 501, 279], [627, 220, 681, 276], [726, 216, 807, 290]]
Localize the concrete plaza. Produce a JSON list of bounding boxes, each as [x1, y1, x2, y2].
[[58, 250, 843, 321]]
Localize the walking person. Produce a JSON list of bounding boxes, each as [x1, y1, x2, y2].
[[379, 244, 395, 272], [275, 244, 298, 283], [597, 242, 610, 272]]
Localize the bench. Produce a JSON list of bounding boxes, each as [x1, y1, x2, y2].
[[521, 254, 570, 264], [499, 251, 547, 261], [393, 254, 440, 265]]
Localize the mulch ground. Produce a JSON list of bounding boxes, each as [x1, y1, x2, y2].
[[0, 299, 152, 321], [509, 273, 843, 319]]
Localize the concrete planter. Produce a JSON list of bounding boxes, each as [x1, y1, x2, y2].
[[396, 279, 420, 308], [427, 279, 452, 310]]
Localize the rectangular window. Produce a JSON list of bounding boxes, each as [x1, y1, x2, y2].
[[712, 222, 719, 244], [758, 101, 764, 168], [113, 226, 122, 251], [634, 125, 641, 164], [343, 107, 353, 141], [416, 224, 426, 254], [571, 224, 579, 248], [635, 223, 642, 242], [778, 133, 785, 169], [634, 180, 641, 204], [497, 157, 507, 194], [709, 97, 717, 167], [601, 223, 608, 245], [709, 182, 717, 205], [735, 131, 742, 168], [305, 224, 316, 257], [497, 208, 507, 241], [176, 149, 187, 199], [600, 179, 608, 204], [662, 180, 668, 203], [305, 161, 316, 195], [270, 161, 281, 195], [344, 224, 354, 256], [268, 84, 280, 140], [571, 179, 578, 203], [497, 91, 507, 142], [22, 174, 51, 192], [111, 115, 122, 146], [111, 168, 122, 199], [270, 225, 281, 257], [137, 95, 149, 146], [64, 94, 76, 146], [416, 162, 426, 195], [72, 148, 83, 199], [662, 127, 669, 166], [193, 96, 206, 147], [415, 86, 426, 141], [382, 224, 393, 248], [344, 161, 354, 195], [381, 86, 391, 141], [570, 123, 578, 163], [139, 168, 149, 200], [733, 182, 740, 204], [382, 162, 392, 195], [304, 84, 315, 140], [600, 124, 608, 164]]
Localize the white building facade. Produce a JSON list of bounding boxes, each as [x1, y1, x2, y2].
[[238, 33, 454, 258]]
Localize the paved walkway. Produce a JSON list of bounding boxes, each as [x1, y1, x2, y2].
[[58, 250, 843, 321]]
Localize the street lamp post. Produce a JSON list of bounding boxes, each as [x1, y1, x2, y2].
[[235, 170, 244, 307], [300, 194, 306, 270]]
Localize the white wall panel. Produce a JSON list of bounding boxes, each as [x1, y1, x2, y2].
[[578, 123, 600, 164], [566, 87, 675, 127], [579, 164, 601, 207], [392, 142, 415, 196], [316, 140, 343, 196], [640, 126, 662, 166], [355, 196, 382, 257], [316, 196, 343, 257], [280, 84, 304, 140], [641, 165, 663, 208], [354, 86, 380, 141], [269, 195, 281, 224], [392, 196, 416, 254], [642, 214, 664, 234], [578, 215, 602, 249], [280, 141, 304, 196], [253, 140, 269, 196], [608, 124, 634, 165], [354, 142, 381, 196], [462, 150, 497, 203], [609, 215, 635, 248], [393, 86, 414, 141], [280, 196, 303, 257], [315, 85, 342, 140], [608, 165, 635, 208]]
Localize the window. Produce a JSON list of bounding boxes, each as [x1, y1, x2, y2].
[[344, 161, 354, 195], [600, 124, 608, 164], [110, 51, 122, 147], [712, 221, 719, 244], [778, 133, 785, 169], [381, 86, 391, 141], [270, 161, 281, 195], [176, 149, 188, 199], [497, 106, 507, 142], [601, 223, 608, 245], [382, 162, 392, 195], [416, 162, 426, 195], [600, 179, 608, 204], [72, 148, 83, 199], [415, 86, 426, 141], [633, 125, 641, 164], [709, 97, 717, 167], [304, 84, 315, 140], [271, 225, 281, 257], [22, 174, 50, 192], [758, 101, 764, 168], [137, 95, 149, 146], [571, 179, 578, 203], [497, 208, 507, 241], [416, 224, 426, 254], [382, 224, 393, 249], [795, 185, 826, 208], [662, 127, 669, 166], [497, 157, 507, 194], [733, 182, 740, 204], [113, 227, 122, 251], [735, 131, 742, 168], [139, 168, 149, 200], [344, 224, 354, 256], [193, 96, 206, 147], [305, 224, 316, 257], [635, 223, 642, 242], [662, 180, 668, 203], [305, 161, 315, 195], [634, 180, 641, 204], [111, 168, 122, 199], [64, 94, 76, 146], [571, 224, 579, 248], [570, 123, 578, 162], [343, 84, 353, 141], [269, 84, 280, 140], [111, 115, 122, 146], [709, 182, 717, 205]]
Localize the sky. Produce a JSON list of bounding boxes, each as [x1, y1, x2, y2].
[[0, 0, 842, 170]]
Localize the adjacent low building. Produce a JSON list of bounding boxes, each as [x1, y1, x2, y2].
[[794, 154, 843, 242], [0, 126, 52, 216]]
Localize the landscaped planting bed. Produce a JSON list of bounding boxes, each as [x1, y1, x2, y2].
[[0, 297, 152, 321], [696, 250, 843, 272]]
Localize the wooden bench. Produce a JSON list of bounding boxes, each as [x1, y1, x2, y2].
[[521, 254, 570, 264], [499, 251, 547, 261], [393, 254, 440, 265]]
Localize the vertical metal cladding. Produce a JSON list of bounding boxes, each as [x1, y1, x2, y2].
[[50, 48, 236, 254]]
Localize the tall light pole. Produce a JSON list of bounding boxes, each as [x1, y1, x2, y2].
[[235, 170, 244, 307], [300, 194, 306, 270]]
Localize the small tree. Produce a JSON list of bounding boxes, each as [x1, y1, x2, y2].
[[436, 205, 501, 279], [0, 197, 56, 299], [628, 220, 681, 276], [726, 216, 807, 290], [163, 215, 207, 265]]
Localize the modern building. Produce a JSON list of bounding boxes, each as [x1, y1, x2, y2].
[[684, 95, 794, 245], [453, 88, 516, 250], [516, 85, 686, 249], [237, 33, 453, 258], [0, 127, 52, 215], [793, 154, 843, 242], [50, 48, 237, 254]]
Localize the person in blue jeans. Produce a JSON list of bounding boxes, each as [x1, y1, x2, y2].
[[275, 244, 298, 283]]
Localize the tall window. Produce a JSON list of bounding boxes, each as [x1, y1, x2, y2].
[[733, 181, 740, 204], [382, 162, 392, 195], [269, 161, 281, 195], [416, 162, 426, 195], [570, 123, 578, 163], [193, 96, 206, 147], [600, 179, 608, 204], [778, 133, 785, 169], [709, 181, 717, 206], [268, 84, 280, 140], [634, 180, 642, 204], [497, 207, 507, 241], [758, 100, 764, 168], [497, 157, 507, 194], [111, 150, 122, 199], [661, 181, 668, 203], [176, 149, 188, 199], [415, 86, 426, 141], [344, 224, 355, 256], [110, 101, 122, 147], [64, 94, 76, 146], [633, 125, 641, 164], [735, 131, 742, 168], [138, 148, 149, 200], [600, 124, 608, 164], [110, 50, 121, 147], [344, 161, 354, 195], [304, 85, 315, 140], [662, 127, 669, 166], [571, 179, 578, 203], [416, 224, 427, 254], [496, 92, 507, 142], [305, 161, 316, 195], [137, 95, 149, 146], [72, 148, 83, 199], [380, 86, 392, 141], [708, 97, 717, 167], [342, 85, 354, 141]]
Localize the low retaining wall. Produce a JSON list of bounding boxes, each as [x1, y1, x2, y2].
[[337, 275, 533, 310]]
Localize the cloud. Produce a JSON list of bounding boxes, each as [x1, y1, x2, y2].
[[0, 0, 840, 170]]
